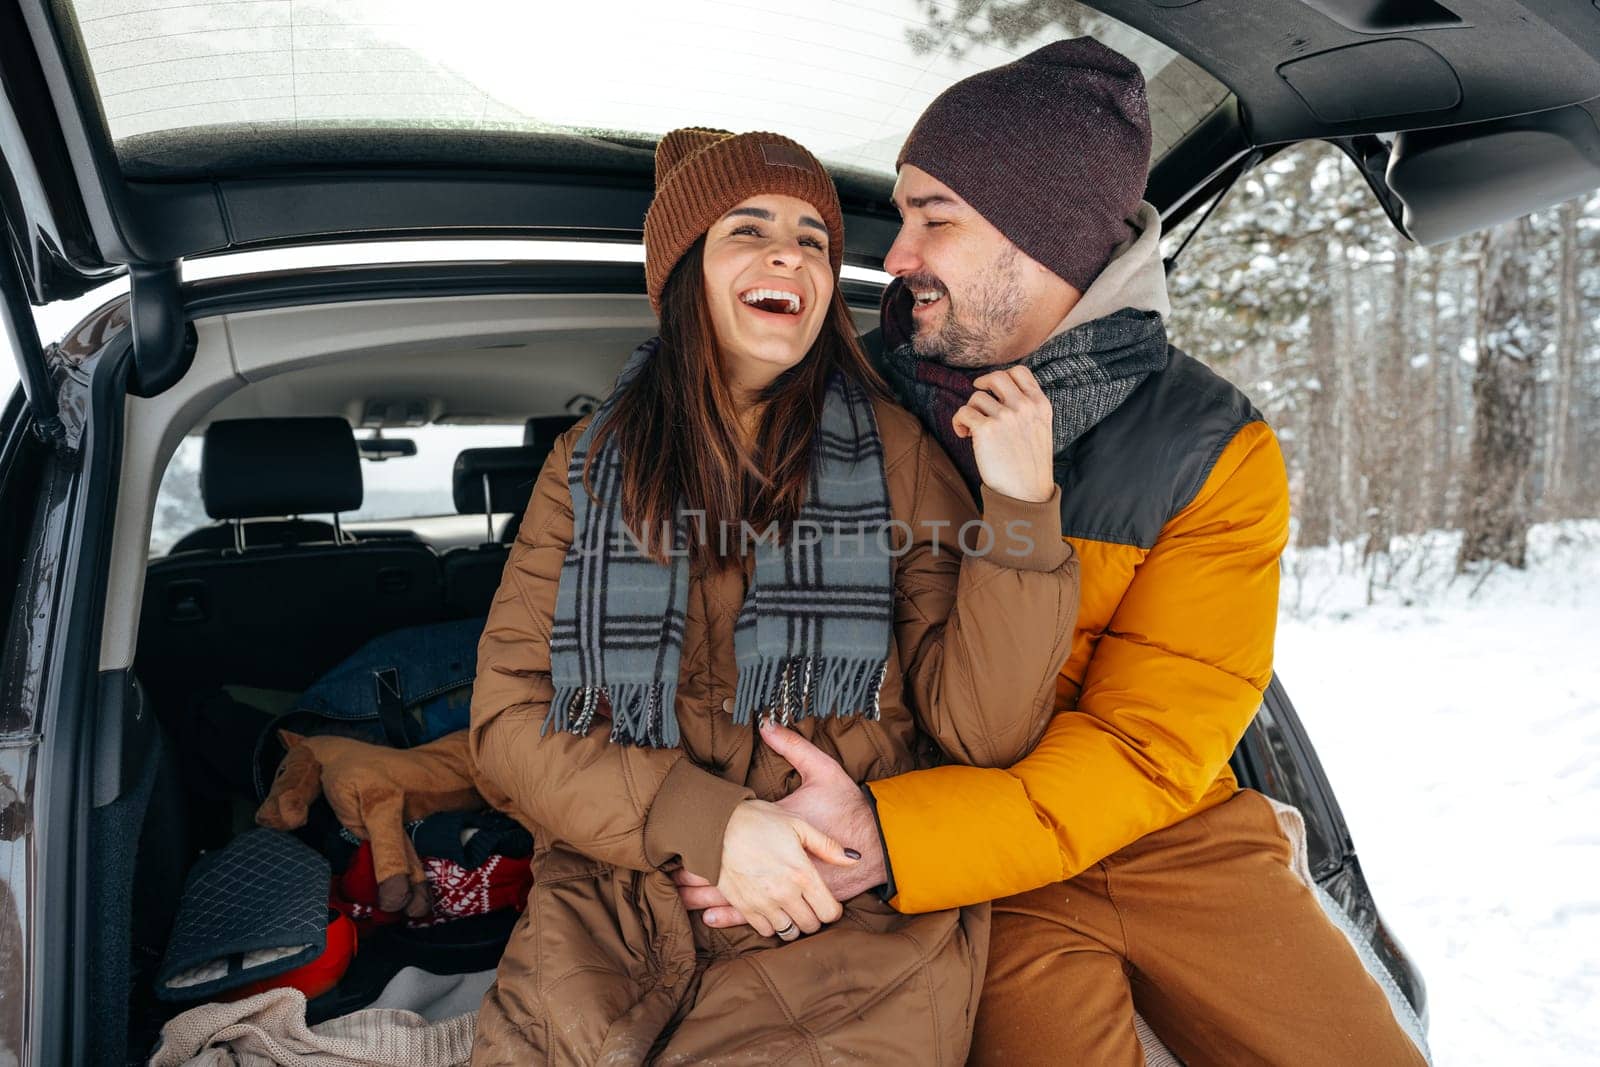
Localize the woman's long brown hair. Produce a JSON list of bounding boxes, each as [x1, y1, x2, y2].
[[584, 239, 889, 569]]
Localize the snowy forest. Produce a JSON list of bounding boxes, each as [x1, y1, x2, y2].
[[1164, 141, 1594, 579]]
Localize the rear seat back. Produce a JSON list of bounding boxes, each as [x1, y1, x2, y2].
[[206, 416, 363, 537], [511, 415, 581, 540], [442, 444, 546, 618], [138, 417, 443, 705], [168, 417, 358, 553], [169, 521, 419, 554], [168, 518, 338, 554], [441, 415, 577, 618]]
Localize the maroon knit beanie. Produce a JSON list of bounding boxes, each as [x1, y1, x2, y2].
[[896, 37, 1152, 292]]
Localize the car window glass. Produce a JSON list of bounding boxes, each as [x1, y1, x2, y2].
[[65, 0, 1225, 179], [150, 422, 523, 553]]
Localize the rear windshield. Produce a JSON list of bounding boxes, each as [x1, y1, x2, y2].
[[150, 422, 523, 554], [66, 0, 1228, 179]]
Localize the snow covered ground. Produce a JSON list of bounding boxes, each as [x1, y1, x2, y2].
[[1277, 523, 1600, 1066]]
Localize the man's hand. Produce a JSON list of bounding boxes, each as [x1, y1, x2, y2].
[[676, 721, 888, 928], [767, 722, 887, 903], [953, 365, 1055, 503]]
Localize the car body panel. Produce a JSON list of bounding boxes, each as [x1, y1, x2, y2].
[[0, 354, 100, 1067], [0, 384, 43, 1067], [1234, 674, 1427, 1022]]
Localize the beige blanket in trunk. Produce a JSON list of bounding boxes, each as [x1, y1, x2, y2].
[[149, 988, 475, 1067]]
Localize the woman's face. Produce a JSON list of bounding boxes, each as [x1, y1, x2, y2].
[[701, 193, 835, 396]]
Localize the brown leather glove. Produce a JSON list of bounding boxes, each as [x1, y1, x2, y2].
[[256, 729, 484, 918]]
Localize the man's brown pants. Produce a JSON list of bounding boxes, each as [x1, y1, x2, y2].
[[970, 788, 1428, 1066]]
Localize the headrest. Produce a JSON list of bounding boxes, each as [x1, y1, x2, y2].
[[524, 414, 580, 454], [201, 417, 363, 520], [453, 446, 545, 516]]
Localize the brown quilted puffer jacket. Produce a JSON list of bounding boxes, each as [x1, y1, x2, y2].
[[469, 397, 1079, 1065]]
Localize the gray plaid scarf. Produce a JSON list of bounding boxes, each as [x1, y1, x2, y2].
[[879, 278, 1170, 497], [545, 339, 894, 749]]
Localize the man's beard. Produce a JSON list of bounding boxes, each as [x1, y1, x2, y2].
[[908, 244, 1026, 369]]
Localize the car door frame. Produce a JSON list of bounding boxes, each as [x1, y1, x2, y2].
[[0, 378, 48, 1067], [1, 256, 134, 1067]]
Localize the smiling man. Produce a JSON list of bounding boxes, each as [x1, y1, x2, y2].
[[679, 38, 1431, 1066]]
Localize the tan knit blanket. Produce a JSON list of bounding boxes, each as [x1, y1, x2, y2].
[[149, 988, 475, 1067]]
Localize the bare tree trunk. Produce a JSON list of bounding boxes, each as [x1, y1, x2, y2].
[[1363, 244, 1408, 563], [1542, 199, 1580, 518], [1443, 263, 1475, 527], [1393, 243, 1420, 534], [1299, 282, 1339, 547], [1580, 345, 1600, 515], [1458, 217, 1538, 571], [1425, 259, 1447, 527], [1337, 241, 1361, 544]]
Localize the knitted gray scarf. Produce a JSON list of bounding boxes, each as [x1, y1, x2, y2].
[[545, 339, 894, 748], [879, 279, 1170, 496]]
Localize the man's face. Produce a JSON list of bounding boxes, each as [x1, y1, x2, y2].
[[884, 164, 1078, 369]]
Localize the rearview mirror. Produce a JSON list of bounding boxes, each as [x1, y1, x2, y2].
[[358, 437, 417, 461]]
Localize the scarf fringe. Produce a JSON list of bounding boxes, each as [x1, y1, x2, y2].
[[546, 681, 681, 748], [731, 655, 888, 727]]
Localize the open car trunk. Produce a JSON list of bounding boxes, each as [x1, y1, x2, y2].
[[70, 272, 1409, 1065], [123, 610, 523, 1062], [12, 1, 1600, 1062], [103, 282, 651, 1063]]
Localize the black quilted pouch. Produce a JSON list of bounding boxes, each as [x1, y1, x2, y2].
[[155, 828, 330, 1002]]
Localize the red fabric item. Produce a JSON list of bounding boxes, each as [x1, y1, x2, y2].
[[221, 910, 357, 1003], [423, 854, 529, 919], [331, 841, 531, 933], [331, 841, 398, 931]]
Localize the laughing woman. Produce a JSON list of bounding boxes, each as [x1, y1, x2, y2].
[[468, 128, 1079, 1065]]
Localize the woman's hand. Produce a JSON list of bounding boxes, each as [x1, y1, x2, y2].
[[716, 799, 858, 939], [952, 365, 1055, 503]]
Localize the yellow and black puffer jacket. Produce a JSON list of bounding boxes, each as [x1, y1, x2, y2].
[[865, 201, 1291, 913]]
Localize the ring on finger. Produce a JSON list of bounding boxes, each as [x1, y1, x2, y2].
[[775, 921, 800, 941]]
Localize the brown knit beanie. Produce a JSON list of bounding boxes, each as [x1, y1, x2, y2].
[[643, 128, 845, 313], [896, 37, 1152, 292]]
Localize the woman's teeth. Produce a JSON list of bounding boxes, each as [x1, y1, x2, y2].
[[740, 289, 802, 314]]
